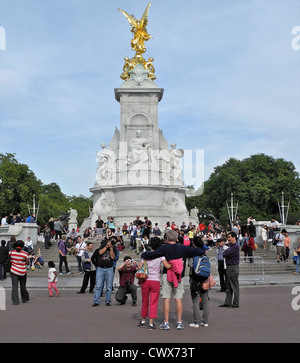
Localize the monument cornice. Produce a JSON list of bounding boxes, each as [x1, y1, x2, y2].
[[114, 87, 164, 102], [90, 184, 186, 194]]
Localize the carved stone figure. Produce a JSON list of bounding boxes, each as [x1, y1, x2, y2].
[[127, 130, 151, 166], [96, 143, 116, 185]]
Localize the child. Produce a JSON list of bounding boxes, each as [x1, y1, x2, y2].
[[48, 261, 59, 297]]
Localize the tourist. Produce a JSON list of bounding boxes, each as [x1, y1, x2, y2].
[[31, 247, 44, 269], [105, 228, 114, 240], [188, 236, 210, 328], [75, 236, 87, 274], [67, 228, 78, 242], [129, 222, 137, 250], [77, 242, 96, 294], [274, 229, 286, 263], [115, 256, 138, 306], [152, 223, 161, 236], [269, 217, 279, 240], [54, 219, 63, 240], [141, 230, 206, 330], [9, 240, 30, 305], [43, 224, 52, 249], [241, 232, 250, 262], [1, 216, 8, 225], [47, 261, 59, 297], [284, 231, 290, 262], [91, 238, 117, 307], [26, 213, 36, 223], [58, 236, 72, 275], [293, 237, 300, 275], [134, 225, 143, 255], [107, 217, 116, 233], [216, 238, 228, 292], [24, 236, 34, 254], [143, 216, 152, 238], [219, 231, 240, 308], [95, 216, 104, 241], [247, 233, 256, 263], [232, 223, 240, 241], [66, 236, 76, 255], [260, 225, 269, 250], [137, 237, 171, 329], [122, 223, 128, 235]]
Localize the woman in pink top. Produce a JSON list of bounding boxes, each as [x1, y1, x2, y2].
[[137, 237, 171, 329]]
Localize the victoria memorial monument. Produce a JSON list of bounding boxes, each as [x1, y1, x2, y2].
[[90, 3, 192, 227]]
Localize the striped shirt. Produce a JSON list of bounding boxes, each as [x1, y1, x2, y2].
[[9, 250, 29, 276]]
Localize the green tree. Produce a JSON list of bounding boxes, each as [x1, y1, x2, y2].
[[0, 153, 42, 217], [187, 154, 300, 226], [0, 153, 91, 227]]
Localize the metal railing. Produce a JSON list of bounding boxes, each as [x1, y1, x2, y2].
[[209, 256, 265, 285]]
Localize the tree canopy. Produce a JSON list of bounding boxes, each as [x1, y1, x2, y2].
[[0, 153, 92, 227], [186, 153, 300, 226]]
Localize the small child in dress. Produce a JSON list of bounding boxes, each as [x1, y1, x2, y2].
[[48, 261, 59, 297]]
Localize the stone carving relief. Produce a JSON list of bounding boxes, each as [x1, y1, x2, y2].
[[96, 143, 117, 185]]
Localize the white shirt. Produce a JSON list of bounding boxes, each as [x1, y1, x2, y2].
[[76, 241, 86, 257], [48, 267, 57, 282]]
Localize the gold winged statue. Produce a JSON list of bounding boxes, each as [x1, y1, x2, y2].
[[118, 2, 156, 82], [118, 2, 152, 56]]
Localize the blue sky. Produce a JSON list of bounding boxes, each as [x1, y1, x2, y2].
[[1, 0, 299, 197]]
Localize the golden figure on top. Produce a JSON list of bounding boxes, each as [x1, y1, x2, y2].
[[118, 2, 152, 56], [118, 3, 156, 82]]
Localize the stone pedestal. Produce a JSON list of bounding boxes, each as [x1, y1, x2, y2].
[[90, 64, 190, 228]]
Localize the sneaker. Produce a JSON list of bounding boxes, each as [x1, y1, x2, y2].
[[159, 321, 170, 330], [189, 322, 199, 328], [200, 322, 208, 327], [176, 321, 184, 330], [137, 321, 146, 328], [148, 324, 156, 330], [105, 302, 111, 306]]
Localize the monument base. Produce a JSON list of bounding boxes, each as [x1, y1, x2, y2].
[[90, 184, 190, 229]]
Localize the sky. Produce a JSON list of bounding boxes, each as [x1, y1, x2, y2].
[[0, 0, 299, 198]]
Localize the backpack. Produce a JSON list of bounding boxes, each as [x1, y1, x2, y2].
[[193, 255, 210, 279], [272, 233, 279, 246]]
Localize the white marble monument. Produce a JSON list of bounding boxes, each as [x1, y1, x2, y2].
[[90, 3, 191, 228]]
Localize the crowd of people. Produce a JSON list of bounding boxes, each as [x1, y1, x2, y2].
[[0, 213, 299, 330]]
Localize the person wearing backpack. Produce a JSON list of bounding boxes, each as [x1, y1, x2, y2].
[[188, 236, 210, 328], [141, 230, 206, 330], [219, 231, 240, 308]]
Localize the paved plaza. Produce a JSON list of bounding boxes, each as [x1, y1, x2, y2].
[[0, 277, 299, 344]]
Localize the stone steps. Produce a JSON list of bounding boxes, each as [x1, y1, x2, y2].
[[26, 237, 295, 278]]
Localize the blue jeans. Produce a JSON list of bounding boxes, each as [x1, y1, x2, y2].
[[296, 257, 300, 274], [94, 267, 114, 305]]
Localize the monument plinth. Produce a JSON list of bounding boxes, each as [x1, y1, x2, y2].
[[90, 3, 190, 227]]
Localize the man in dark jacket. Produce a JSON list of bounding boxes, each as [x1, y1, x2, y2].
[[219, 231, 240, 308]]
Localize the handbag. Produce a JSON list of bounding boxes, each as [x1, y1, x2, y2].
[[202, 275, 216, 290], [136, 261, 148, 281]]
